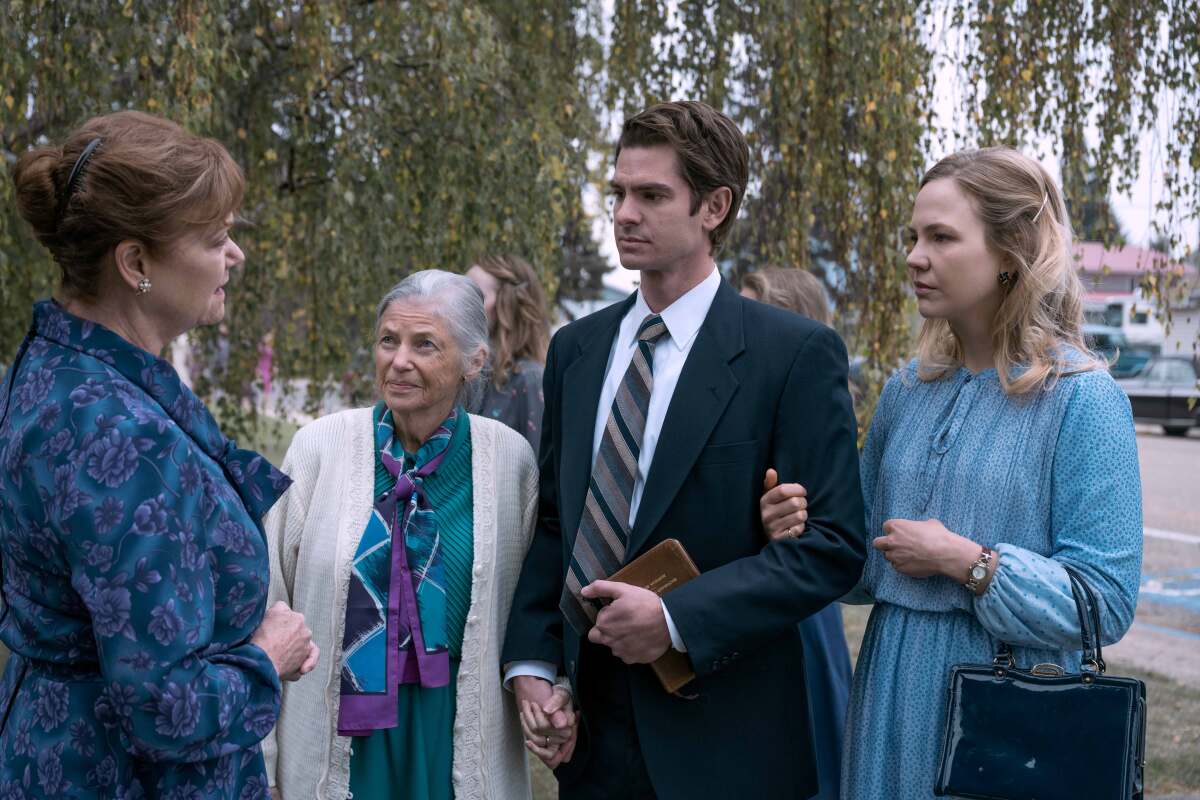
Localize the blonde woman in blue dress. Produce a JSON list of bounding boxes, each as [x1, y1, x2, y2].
[[759, 146, 1143, 798]]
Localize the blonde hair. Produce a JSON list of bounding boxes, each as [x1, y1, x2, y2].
[[472, 254, 550, 387], [914, 147, 1099, 394], [741, 268, 832, 325]]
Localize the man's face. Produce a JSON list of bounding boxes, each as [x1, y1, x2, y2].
[[609, 144, 711, 274]]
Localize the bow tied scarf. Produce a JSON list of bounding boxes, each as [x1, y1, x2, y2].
[[338, 404, 459, 735]]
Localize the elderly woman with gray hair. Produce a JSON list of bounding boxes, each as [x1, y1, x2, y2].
[[262, 270, 560, 799]]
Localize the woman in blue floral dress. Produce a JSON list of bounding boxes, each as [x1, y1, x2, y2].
[[0, 111, 315, 798]]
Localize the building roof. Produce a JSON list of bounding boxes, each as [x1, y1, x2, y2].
[[1073, 242, 1196, 276]]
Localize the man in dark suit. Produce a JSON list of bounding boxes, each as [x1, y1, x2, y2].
[[502, 101, 866, 799]]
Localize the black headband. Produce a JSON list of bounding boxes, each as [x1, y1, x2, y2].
[[56, 137, 102, 227]]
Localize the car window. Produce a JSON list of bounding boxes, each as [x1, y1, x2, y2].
[[1147, 362, 1171, 383], [1166, 361, 1197, 385]]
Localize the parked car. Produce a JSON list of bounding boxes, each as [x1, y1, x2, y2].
[[1115, 356, 1200, 437], [1110, 346, 1159, 379]]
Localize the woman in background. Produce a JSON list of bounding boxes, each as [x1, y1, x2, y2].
[[466, 254, 550, 452]]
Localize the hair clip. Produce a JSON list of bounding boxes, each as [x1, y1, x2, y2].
[[56, 137, 102, 226], [1031, 192, 1050, 223]]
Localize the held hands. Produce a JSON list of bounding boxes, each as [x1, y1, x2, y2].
[[581, 581, 671, 664], [874, 518, 981, 580], [513, 676, 578, 769], [760, 468, 808, 542], [251, 601, 319, 681]]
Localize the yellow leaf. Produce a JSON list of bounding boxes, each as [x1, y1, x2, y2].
[[885, 149, 897, 162], [237, 128, 247, 140], [3, 95, 13, 110], [866, 100, 877, 113], [264, 149, 278, 162], [1021, 68, 1033, 81], [146, 97, 159, 109]]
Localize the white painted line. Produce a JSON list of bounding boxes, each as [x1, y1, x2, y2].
[[1145, 526, 1200, 544]]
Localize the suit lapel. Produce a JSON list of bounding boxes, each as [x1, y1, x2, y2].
[[558, 295, 635, 550], [627, 281, 745, 558]]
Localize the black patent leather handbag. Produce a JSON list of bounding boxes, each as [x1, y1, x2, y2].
[[934, 565, 1146, 800]]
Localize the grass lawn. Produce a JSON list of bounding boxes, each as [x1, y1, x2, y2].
[[236, 413, 300, 467]]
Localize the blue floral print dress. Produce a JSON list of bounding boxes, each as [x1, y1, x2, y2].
[[0, 301, 291, 799]]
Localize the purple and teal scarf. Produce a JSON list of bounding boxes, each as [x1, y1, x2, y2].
[[337, 402, 459, 735]]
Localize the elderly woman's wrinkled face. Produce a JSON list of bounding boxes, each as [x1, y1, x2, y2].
[[374, 300, 465, 421]]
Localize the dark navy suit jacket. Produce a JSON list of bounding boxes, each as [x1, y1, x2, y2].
[[502, 279, 867, 798]]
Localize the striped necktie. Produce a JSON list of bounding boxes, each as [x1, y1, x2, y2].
[[560, 313, 669, 634]]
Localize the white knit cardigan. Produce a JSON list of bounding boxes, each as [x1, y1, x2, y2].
[[261, 409, 538, 800]]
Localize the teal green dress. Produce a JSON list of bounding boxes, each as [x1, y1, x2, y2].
[[347, 414, 474, 800]]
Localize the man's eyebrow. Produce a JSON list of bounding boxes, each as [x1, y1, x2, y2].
[[609, 180, 674, 193]]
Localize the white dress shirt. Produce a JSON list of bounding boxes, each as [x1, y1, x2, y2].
[[505, 267, 720, 689]]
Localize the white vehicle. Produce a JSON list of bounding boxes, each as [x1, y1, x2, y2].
[[1083, 291, 1165, 349]]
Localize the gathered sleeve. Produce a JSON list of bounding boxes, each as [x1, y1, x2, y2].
[[60, 417, 282, 764], [973, 372, 1143, 650]]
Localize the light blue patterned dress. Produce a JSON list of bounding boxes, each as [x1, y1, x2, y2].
[[842, 357, 1143, 799], [0, 301, 291, 798]]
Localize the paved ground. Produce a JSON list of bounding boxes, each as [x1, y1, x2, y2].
[[1107, 427, 1200, 688]]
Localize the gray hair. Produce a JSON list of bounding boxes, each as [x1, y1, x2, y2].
[[375, 269, 491, 407]]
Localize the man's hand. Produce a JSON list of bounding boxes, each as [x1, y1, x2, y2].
[[760, 468, 808, 542], [581, 580, 671, 664], [513, 676, 577, 768]]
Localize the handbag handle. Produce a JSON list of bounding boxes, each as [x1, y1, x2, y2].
[[991, 562, 1106, 675], [1063, 564, 1106, 673]]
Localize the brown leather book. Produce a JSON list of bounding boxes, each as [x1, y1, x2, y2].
[[607, 538, 700, 693]]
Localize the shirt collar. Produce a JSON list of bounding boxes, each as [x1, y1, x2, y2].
[[626, 267, 721, 353]]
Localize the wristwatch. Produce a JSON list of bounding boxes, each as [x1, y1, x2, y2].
[[964, 547, 993, 593]]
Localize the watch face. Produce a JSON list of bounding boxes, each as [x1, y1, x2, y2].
[[971, 565, 987, 581]]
